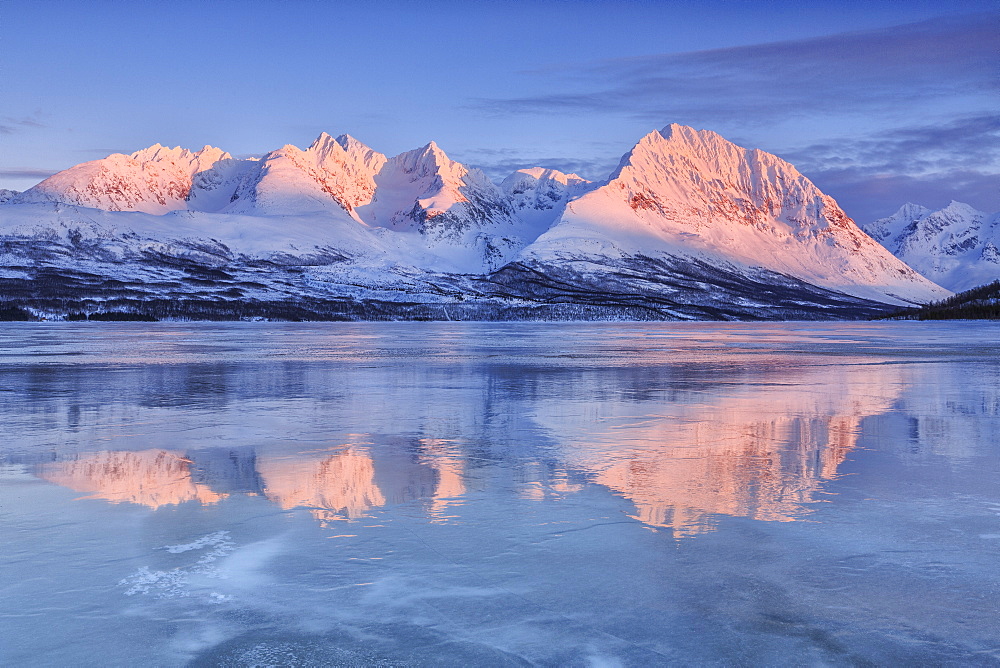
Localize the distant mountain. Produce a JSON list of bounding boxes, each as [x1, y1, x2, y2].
[[0, 125, 949, 321], [862, 201, 1000, 292]]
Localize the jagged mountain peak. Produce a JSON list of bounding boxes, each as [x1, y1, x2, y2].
[[659, 122, 729, 145], [307, 131, 338, 150], [390, 141, 461, 177], [129, 143, 231, 164], [605, 123, 822, 225], [522, 123, 945, 306], [892, 202, 933, 218], [501, 168, 593, 208], [335, 133, 375, 154], [511, 167, 589, 187], [1, 123, 955, 316], [297, 132, 385, 166], [938, 200, 982, 216], [863, 200, 999, 291], [619, 123, 800, 180], [236, 132, 388, 216], [12, 141, 236, 214]]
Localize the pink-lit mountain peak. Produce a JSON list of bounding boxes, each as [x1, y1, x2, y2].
[[389, 140, 465, 180], [357, 139, 518, 249], [613, 123, 810, 195], [243, 133, 389, 216], [526, 124, 947, 305], [129, 142, 231, 165], [1, 123, 952, 306], [12, 141, 237, 214], [514, 167, 589, 188]]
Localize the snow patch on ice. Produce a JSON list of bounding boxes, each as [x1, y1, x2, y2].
[[119, 531, 234, 600]]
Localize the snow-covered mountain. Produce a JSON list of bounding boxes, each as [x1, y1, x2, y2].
[[227, 133, 384, 216], [353, 141, 526, 271], [518, 124, 945, 305], [14, 145, 233, 214], [862, 201, 1000, 292], [0, 125, 951, 321]]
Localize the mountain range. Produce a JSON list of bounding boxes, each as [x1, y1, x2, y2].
[[862, 201, 1000, 292], [0, 124, 956, 320]]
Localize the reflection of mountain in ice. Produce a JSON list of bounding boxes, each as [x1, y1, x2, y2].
[[257, 447, 386, 522], [38, 449, 225, 509], [537, 362, 903, 536], [4, 323, 1000, 667], [33, 361, 905, 536]]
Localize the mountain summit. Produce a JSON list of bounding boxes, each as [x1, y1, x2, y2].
[[863, 201, 1000, 291], [15, 144, 232, 214], [520, 124, 943, 305], [1, 125, 950, 320]]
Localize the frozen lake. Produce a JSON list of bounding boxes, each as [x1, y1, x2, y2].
[[1, 322, 999, 666]]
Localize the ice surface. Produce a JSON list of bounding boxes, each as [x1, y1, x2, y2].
[[1, 322, 999, 666]]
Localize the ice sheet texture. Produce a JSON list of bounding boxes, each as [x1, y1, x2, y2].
[[1, 321, 999, 666]]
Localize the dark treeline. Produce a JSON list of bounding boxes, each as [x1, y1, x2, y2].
[[880, 280, 1000, 320]]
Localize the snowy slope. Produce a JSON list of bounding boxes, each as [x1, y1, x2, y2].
[[229, 133, 387, 217], [354, 142, 525, 271], [863, 201, 1000, 291], [518, 124, 947, 305], [502, 168, 593, 238], [13, 145, 233, 214], [0, 124, 959, 318]]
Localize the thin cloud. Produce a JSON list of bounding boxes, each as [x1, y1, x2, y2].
[[811, 169, 1000, 223], [1, 113, 48, 135], [777, 114, 1000, 221], [475, 15, 999, 218], [782, 115, 1000, 176], [0, 168, 56, 180], [476, 14, 999, 126]]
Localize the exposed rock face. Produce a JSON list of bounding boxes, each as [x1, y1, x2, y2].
[[1, 124, 952, 319], [229, 133, 387, 216], [521, 124, 946, 305]]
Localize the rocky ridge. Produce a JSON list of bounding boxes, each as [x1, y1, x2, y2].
[[1, 125, 951, 320]]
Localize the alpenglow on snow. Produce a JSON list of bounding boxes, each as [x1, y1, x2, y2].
[[1, 124, 949, 321]]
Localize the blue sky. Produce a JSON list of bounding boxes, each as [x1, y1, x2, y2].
[[2, 0, 997, 221]]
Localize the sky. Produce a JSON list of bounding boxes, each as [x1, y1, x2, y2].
[[2, 0, 997, 222]]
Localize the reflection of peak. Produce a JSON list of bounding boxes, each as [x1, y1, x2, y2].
[[38, 450, 225, 509], [537, 362, 903, 537], [257, 448, 387, 520]]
